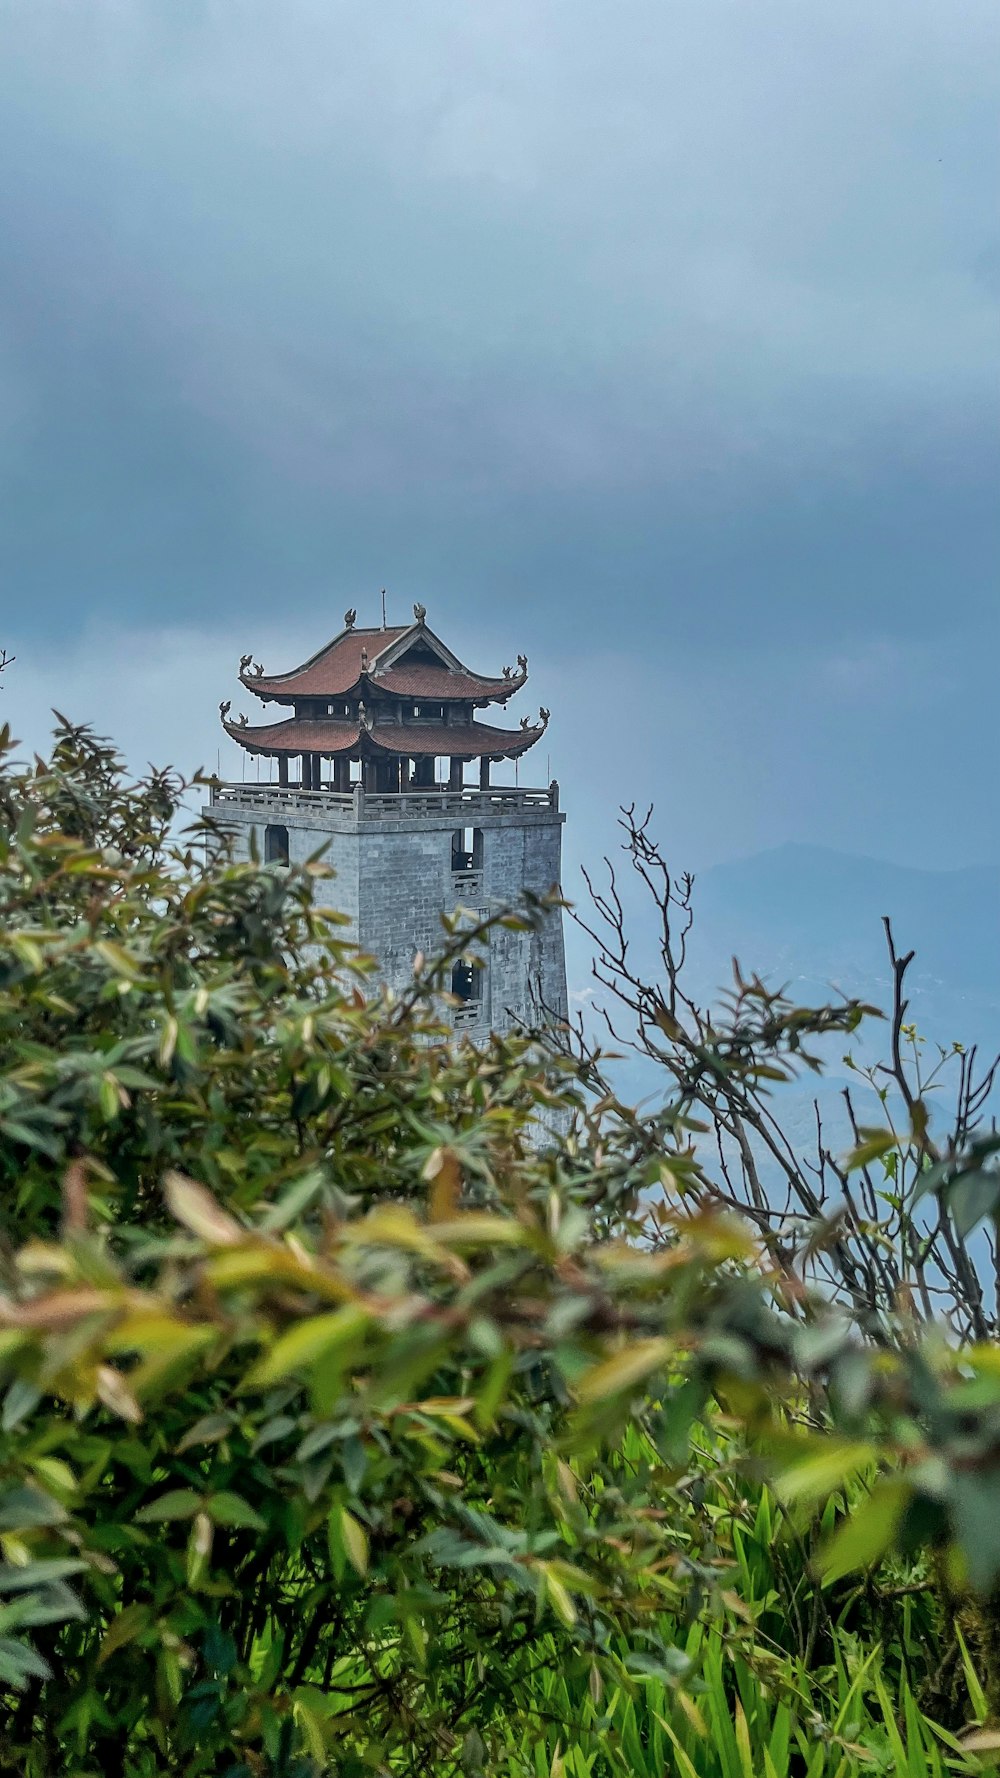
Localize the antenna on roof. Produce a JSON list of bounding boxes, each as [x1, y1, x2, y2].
[[381, 588, 387, 630]]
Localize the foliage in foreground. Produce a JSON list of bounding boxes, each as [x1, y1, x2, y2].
[[3, 723, 1000, 1775]]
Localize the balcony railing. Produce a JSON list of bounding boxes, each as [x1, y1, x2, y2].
[[208, 782, 559, 820]]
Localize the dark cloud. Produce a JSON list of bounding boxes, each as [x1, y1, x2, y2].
[[0, 0, 997, 868]]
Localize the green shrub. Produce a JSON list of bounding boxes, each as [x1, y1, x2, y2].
[[1, 721, 999, 1776]]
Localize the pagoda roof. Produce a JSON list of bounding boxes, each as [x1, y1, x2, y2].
[[239, 611, 526, 706], [222, 712, 547, 761]]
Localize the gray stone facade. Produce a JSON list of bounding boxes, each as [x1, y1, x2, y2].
[[205, 782, 568, 1036]]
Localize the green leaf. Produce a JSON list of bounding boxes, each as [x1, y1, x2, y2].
[[575, 1337, 672, 1405], [819, 1480, 908, 1582], [953, 1472, 1000, 1594], [206, 1492, 267, 1532], [540, 1563, 576, 1628], [175, 1412, 234, 1454], [339, 1507, 368, 1576], [259, 1168, 326, 1232], [0, 1559, 86, 1590], [0, 1486, 65, 1531], [2, 1378, 41, 1432], [135, 1488, 202, 1523], [0, 1634, 51, 1689], [949, 1170, 1000, 1238], [242, 1306, 369, 1390], [163, 1171, 242, 1246], [844, 1129, 896, 1171], [773, 1440, 875, 1508], [98, 1604, 152, 1664]]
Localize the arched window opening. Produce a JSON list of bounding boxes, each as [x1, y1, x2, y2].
[[451, 827, 483, 873], [265, 824, 290, 866]]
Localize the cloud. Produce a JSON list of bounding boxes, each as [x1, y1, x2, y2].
[[0, 1, 997, 897], [0, 0, 995, 645]]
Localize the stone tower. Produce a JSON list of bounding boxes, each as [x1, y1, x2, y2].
[[207, 605, 568, 1035]]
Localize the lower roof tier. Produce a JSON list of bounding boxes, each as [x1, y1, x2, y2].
[[222, 714, 546, 761]]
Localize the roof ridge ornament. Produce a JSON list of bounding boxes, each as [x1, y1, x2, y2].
[[538, 706, 550, 729], [239, 653, 253, 674], [360, 646, 368, 671], [219, 700, 231, 721], [517, 653, 527, 673], [413, 602, 426, 623], [344, 608, 356, 629]]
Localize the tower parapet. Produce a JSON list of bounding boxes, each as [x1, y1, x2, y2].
[[207, 605, 568, 1037]]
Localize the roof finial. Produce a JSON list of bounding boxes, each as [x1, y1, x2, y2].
[[517, 653, 527, 674], [413, 601, 426, 623], [253, 661, 264, 676], [238, 712, 249, 727], [381, 588, 387, 629], [219, 700, 231, 721], [360, 646, 368, 671], [538, 706, 550, 729], [344, 608, 356, 630], [358, 700, 372, 731], [239, 653, 253, 674]]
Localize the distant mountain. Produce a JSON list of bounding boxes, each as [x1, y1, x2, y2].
[[685, 843, 1000, 1058], [582, 843, 1000, 1160]]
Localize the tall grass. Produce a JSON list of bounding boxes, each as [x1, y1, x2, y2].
[[497, 1621, 988, 1778], [491, 1454, 993, 1778]]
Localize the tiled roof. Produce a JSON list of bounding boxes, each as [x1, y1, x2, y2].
[[372, 663, 520, 700], [364, 720, 542, 758], [223, 715, 543, 760], [244, 627, 409, 700], [225, 718, 359, 754], [242, 620, 525, 704]]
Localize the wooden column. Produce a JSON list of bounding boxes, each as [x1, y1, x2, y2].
[[278, 757, 288, 787], [480, 755, 491, 789], [334, 756, 350, 792], [449, 756, 463, 791]]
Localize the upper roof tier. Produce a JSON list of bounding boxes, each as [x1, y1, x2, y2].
[[239, 607, 527, 707]]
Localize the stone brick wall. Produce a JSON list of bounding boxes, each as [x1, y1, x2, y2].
[[205, 792, 568, 1038]]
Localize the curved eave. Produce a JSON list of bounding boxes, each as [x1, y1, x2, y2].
[[362, 721, 544, 760], [222, 717, 545, 761], [239, 667, 527, 707]]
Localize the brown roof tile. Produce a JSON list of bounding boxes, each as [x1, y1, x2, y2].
[[245, 627, 409, 700], [223, 715, 543, 760], [373, 663, 520, 699], [365, 720, 541, 758], [242, 621, 526, 705]]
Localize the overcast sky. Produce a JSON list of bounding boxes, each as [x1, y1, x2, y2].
[[2, 0, 998, 897]]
